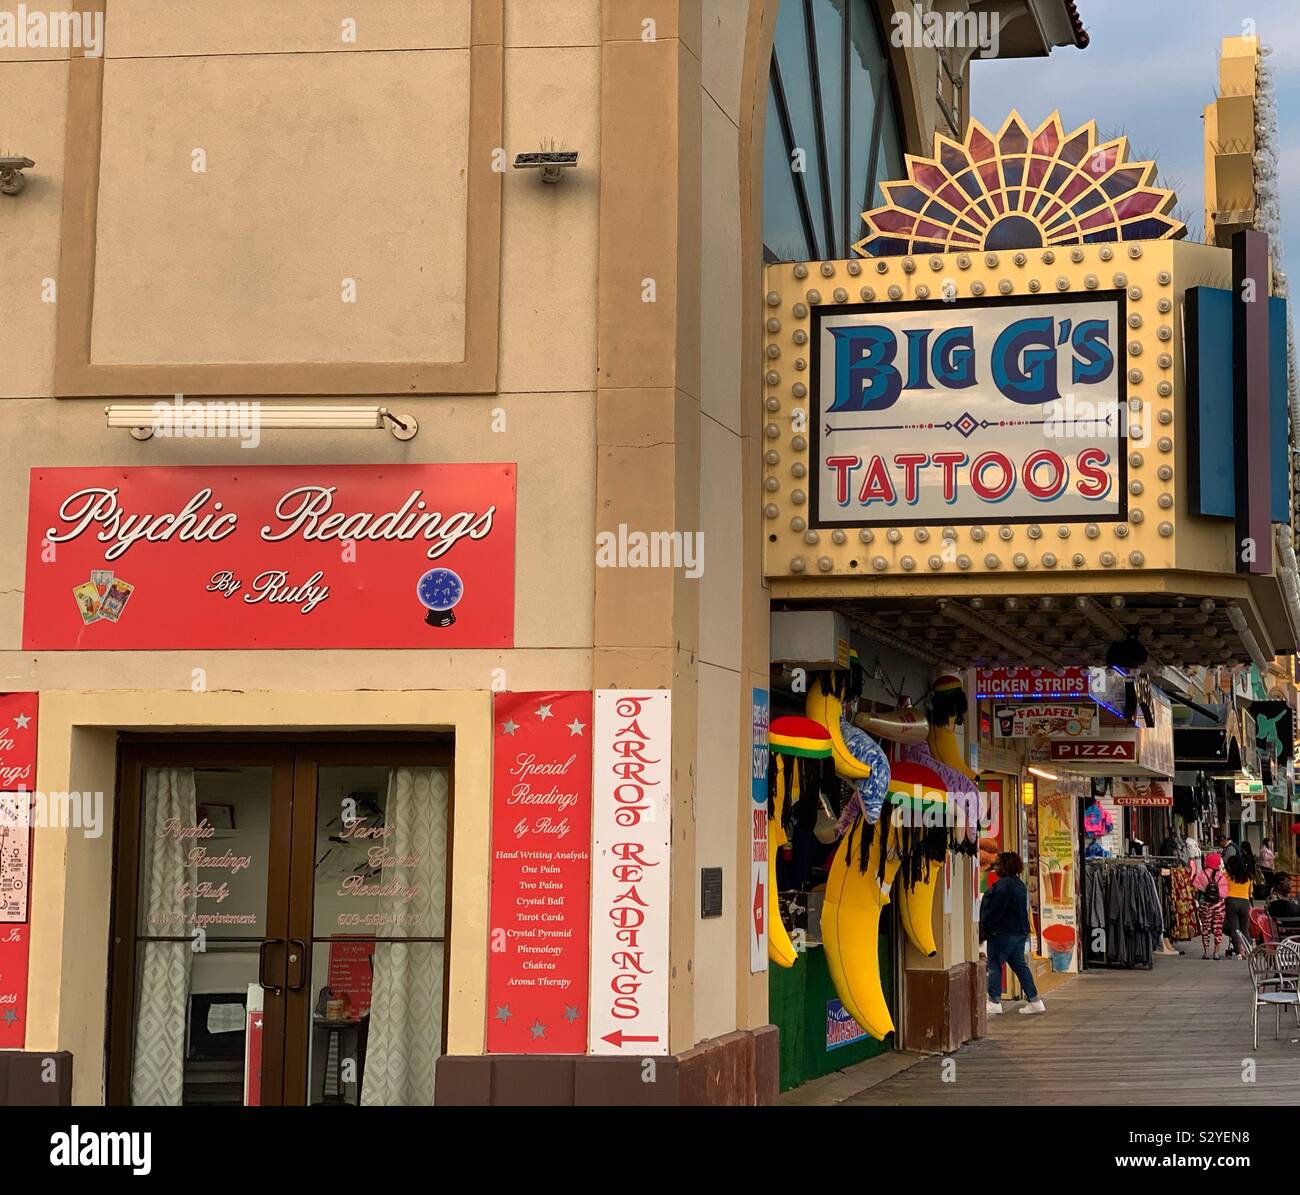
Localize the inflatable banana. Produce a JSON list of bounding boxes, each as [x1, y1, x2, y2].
[[899, 863, 941, 957], [767, 845, 798, 967], [928, 720, 977, 782], [927, 674, 977, 782], [822, 818, 901, 1040], [888, 760, 950, 958], [806, 678, 872, 780], [766, 716, 834, 968], [767, 773, 798, 968], [854, 704, 930, 745]]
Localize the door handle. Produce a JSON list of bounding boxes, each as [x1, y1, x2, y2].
[[259, 938, 285, 995], [287, 938, 308, 992]]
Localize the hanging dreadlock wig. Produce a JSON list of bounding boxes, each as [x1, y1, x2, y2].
[[883, 759, 951, 891], [898, 739, 980, 858], [768, 716, 833, 839], [845, 649, 864, 706], [929, 673, 968, 727]]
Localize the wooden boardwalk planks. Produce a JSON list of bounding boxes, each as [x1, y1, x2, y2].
[[833, 952, 1300, 1106]]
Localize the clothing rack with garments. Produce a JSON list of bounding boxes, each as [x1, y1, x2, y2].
[[1082, 857, 1178, 970]]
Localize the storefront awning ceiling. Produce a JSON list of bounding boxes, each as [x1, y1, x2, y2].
[[773, 592, 1259, 673]]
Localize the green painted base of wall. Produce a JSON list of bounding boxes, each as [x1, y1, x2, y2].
[[769, 938, 893, 1092]]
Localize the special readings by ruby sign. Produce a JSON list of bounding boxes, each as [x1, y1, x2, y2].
[[23, 465, 516, 649]]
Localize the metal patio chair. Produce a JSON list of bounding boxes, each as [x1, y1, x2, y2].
[[1244, 934, 1300, 1050], [1274, 939, 1300, 1025]]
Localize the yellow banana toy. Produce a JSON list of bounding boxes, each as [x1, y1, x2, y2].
[[767, 770, 798, 968], [928, 720, 977, 783], [806, 678, 872, 780], [888, 760, 950, 958], [927, 674, 977, 782], [821, 818, 900, 1040], [899, 859, 942, 957], [765, 717, 835, 969]]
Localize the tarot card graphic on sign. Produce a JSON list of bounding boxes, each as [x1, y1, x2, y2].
[[72, 581, 102, 624], [99, 578, 135, 623]]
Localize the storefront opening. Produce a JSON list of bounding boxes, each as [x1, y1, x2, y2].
[[107, 738, 452, 1107]]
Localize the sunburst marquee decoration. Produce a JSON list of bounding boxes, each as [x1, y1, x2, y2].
[[855, 112, 1185, 257]]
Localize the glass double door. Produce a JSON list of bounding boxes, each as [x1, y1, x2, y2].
[[109, 740, 452, 1106]]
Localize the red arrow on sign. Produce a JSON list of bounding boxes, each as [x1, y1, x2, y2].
[[601, 1030, 661, 1048], [753, 875, 764, 940]]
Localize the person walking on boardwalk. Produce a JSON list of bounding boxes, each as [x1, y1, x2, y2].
[[980, 851, 1045, 1016], [1223, 850, 1256, 957], [1192, 851, 1228, 959]]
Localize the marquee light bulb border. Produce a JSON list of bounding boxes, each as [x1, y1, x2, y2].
[[760, 240, 1183, 583], [856, 111, 1185, 257]]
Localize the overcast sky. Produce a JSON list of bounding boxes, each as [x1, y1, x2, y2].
[[970, 0, 1299, 290]]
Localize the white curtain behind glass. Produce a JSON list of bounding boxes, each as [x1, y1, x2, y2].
[[360, 766, 448, 1106], [131, 767, 198, 1106]]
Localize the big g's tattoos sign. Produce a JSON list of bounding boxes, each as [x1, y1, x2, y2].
[[23, 465, 515, 649], [813, 293, 1125, 525]]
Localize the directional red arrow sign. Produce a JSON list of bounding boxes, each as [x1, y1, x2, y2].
[[753, 875, 764, 941], [601, 1029, 661, 1048]]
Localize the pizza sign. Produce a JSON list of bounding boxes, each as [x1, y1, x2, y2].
[[1050, 738, 1137, 761]]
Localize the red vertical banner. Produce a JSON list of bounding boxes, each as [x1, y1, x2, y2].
[[244, 987, 263, 1107], [0, 927, 30, 1049], [486, 691, 593, 1053], [0, 692, 38, 1049], [0, 693, 37, 794]]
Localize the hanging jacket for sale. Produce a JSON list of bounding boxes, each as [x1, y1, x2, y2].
[[1083, 800, 1114, 837]]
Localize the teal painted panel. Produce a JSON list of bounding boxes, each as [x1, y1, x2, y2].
[[1186, 287, 1289, 522]]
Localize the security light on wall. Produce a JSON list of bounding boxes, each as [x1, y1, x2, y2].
[[513, 150, 579, 183], [105, 403, 419, 441], [0, 156, 34, 195]]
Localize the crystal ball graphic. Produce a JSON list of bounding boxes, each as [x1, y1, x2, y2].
[[417, 567, 464, 627]]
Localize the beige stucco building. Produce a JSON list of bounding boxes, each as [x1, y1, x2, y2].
[[16, 0, 1272, 1108]]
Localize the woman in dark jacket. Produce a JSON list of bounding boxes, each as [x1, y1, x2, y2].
[[980, 851, 1045, 1016]]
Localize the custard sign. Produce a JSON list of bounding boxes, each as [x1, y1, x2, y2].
[[813, 293, 1125, 525], [23, 465, 516, 649]]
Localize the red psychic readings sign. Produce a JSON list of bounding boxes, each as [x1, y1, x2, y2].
[[0, 925, 30, 1048], [0, 693, 37, 1048], [0, 693, 37, 795], [487, 691, 593, 1054], [23, 465, 516, 649]]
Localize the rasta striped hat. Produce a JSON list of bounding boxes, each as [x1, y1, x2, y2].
[[768, 716, 834, 840], [769, 716, 833, 758]]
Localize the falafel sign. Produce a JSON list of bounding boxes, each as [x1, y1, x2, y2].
[[23, 465, 515, 648], [813, 293, 1125, 525]]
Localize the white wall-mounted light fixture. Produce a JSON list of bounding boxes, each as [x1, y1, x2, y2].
[[105, 403, 419, 441], [0, 155, 34, 195], [513, 149, 578, 183], [1027, 766, 1058, 781]]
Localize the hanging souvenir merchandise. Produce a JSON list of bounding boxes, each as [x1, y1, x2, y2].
[[924, 674, 981, 851], [766, 716, 835, 968]]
